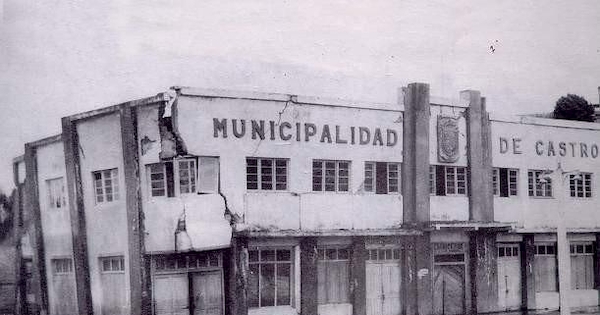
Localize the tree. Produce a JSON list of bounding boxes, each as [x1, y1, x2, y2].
[[553, 94, 595, 122], [0, 191, 14, 242]]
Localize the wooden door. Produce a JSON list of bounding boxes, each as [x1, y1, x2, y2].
[[433, 265, 465, 315], [101, 273, 127, 315], [191, 271, 223, 315], [497, 249, 521, 310], [366, 262, 402, 315], [154, 274, 189, 315]]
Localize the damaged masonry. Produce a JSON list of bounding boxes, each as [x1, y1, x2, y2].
[[11, 83, 600, 315]]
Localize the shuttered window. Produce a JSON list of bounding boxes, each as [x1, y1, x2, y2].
[[317, 248, 351, 304]]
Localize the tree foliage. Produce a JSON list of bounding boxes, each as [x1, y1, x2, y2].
[[553, 94, 595, 122], [0, 191, 14, 242]]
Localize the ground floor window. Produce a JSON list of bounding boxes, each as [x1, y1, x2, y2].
[[317, 247, 351, 304], [570, 242, 594, 290], [248, 248, 293, 308], [534, 243, 557, 292]]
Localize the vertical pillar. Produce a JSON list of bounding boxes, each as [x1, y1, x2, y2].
[[12, 172, 26, 315], [594, 233, 600, 290], [413, 233, 432, 315], [521, 234, 536, 310], [229, 235, 248, 315], [300, 237, 318, 315], [402, 83, 431, 224], [24, 144, 48, 315], [469, 231, 498, 314], [120, 105, 150, 315], [463, 91, 494, 222], [351, 236, 366, 315], [62, 117, 94, 315]]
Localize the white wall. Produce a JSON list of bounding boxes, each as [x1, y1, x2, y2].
[[77, 113, 130, 314], [174, 96, 404, 232], [491, 118, 600, 230]]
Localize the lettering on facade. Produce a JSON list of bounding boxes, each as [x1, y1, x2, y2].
[[437, 116, 460, 163], [433, 242, 465, 254], [213, 118, 399, 146], [499, 137, 599, 159]]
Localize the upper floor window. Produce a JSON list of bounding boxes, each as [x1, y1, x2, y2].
[[51, 258, 73, 275], [100, 256, 125, 273], [493, 168, 518, 197], [146, 157, 219, 197], [364, 162, 400, 194], [178, 159, 196, 194], [246, 158, 288, 191], [528, 170, 552, 198], [313, 160, 350, 192], [430, 165, 468, 196], [93, 168, 119, 203], [47, 177, 66, 208], [569, 173, 592, 198]]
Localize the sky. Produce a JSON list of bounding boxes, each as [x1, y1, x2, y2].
[[0, 0, 599, 193]]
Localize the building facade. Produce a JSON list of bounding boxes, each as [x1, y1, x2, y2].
[[13, 83, 600, 315]]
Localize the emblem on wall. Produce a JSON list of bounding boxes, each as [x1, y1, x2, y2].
[[437, 116, 460, 163]]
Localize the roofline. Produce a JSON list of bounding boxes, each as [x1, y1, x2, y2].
[[65, 93, 168, 122], [26, 134, 62, 148], [491, 113, 600, 131]]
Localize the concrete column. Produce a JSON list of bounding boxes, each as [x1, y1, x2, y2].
[[351, 237, 366, 315], [402, 83, 431, 224], [300, 237, 318, 315], [12, 179, 26, 315], [229, 235, 249, 315], [119, 105, 151, 315], [594, 234, 600, 289], [463, 91, 494, 222], [62, 117, 94, 315], [24, 144, 49, 315], [469, 230, 498, 314], [414, 233, 433, 315], [521, 234, 536, 310]]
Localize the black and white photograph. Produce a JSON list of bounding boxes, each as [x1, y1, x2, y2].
[[1, 1, 600, 315]]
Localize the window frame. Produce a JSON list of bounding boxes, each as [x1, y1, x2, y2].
[[528, 170, 553, 198], [312, 160, 351, 193], [147, 163, 168, 197], [51, 258, 74, 275], [176, 158, 197, 195], [92, 168, 119, 204], [248, 247, 294, 308], [492, 168, 519, 197], [363, 162, 401, 194], [46, 177, 66, 209], [569, 173, 592, 198], [246, 157, 289, 191], [99, 256, 126, 274], [444, 166, 467, 195]]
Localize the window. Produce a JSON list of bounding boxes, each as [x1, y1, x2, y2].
[[317, 248, 351, 304], [570, 173, 592, 198], [148, 163, 168, 197], [51, 258, 73, 275], [100, 256, 125, 273], [178, 159, 196, 194], [534, 243, 557, 292], [497, 244, 519, 258], [367, 248, 401, 261], [93, 169, 119, 203], [528, 170, 552, 197], [248, 248, 292, 308], [47, 177, 66, 208], [364, 162, 400, 194], [246, 158, 288, 191], [445, 166, 467, 195], [430, 165, 468, 196], [313, 160, 350, 192], [154, 252, 222, 271], [198, 157, 219, 193], [493, 168, 518, 197], [570, 242, 594, 289], [429, 165, 436, 195]]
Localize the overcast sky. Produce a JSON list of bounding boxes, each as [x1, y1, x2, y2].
[[1, 0, 599, 193]]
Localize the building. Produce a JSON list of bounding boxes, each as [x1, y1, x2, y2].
[[13, 83, 600, 315]]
